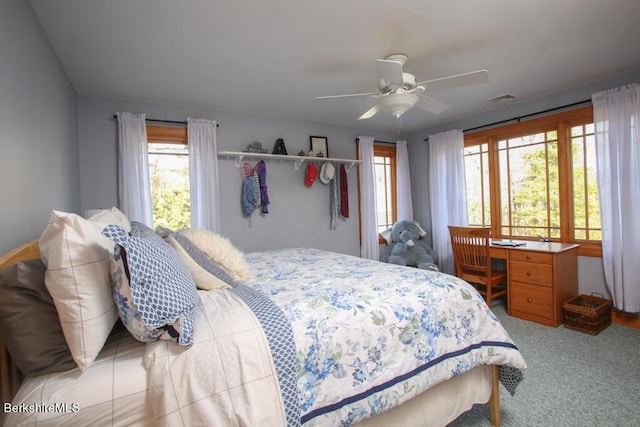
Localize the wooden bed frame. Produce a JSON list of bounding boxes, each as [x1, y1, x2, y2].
[[0, 240, 501, 426], [0, 240, 38, 405]]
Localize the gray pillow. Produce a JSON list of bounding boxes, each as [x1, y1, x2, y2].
[[0, 260, 77, 376], [155, 226, 240, 287], [173, 233, 241, 287]]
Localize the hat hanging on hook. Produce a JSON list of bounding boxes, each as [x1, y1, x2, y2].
[[319, 162, 335, 184]]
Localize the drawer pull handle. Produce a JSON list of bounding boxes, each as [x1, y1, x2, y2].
[[527, 297, 533, 303], [526, 271, 532, 276], [526, 255, 532, 260]]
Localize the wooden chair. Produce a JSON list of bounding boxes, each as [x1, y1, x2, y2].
[[448, 226, 507, 307]]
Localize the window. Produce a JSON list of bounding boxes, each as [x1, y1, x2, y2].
[[464, 142, 490, 228], [463, 106, 601, 256], [146, 125, 190, 230], [497, 130, 560, 239], [570, 123, 601, 241], [373, 144, 397, 233]]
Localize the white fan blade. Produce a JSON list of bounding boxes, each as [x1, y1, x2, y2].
[[315, 92, 377, 100], [417, 70, 489, 92], [358, 103, 380, 120], [376, 59, 404, 87], [416, 94, 450, 114]]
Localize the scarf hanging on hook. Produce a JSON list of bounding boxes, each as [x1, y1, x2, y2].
[[340, 164, 349, 218], [256, 160, 269, 214]]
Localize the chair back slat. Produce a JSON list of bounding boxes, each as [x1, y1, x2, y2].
[[448, 226, 491, 274], [448, 226, 506, 307]]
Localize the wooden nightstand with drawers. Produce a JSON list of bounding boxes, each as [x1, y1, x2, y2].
[[491, 241, 580, 327]]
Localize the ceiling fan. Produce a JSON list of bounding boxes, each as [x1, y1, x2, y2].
[[315, 54, 489, 120]]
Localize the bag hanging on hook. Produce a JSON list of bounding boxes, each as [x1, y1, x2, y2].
[[241, 162, 260, 217]]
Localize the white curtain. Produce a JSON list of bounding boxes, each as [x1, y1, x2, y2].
[[116, 112, 153, 226], [188, 118, 221, 233], [428, 129, 468, 275], [396, 140, 413, 221], [358, 136, 379, 260], [592, 84, 640, 313]]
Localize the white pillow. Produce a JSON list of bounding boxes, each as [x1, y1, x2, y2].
[[87, 207, 132, 232], [178, 228, 251, 282], [38, 209, 130, 371], [166, 235, 231, 291]]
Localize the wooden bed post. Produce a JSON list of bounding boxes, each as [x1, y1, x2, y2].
[[488, 365, 501, 426]]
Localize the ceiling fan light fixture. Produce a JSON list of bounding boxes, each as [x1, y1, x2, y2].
[[380, 93, 419, 118], [316, 54, 486, 121]]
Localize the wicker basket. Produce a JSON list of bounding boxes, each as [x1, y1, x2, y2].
[[563, 294, 612, 335]]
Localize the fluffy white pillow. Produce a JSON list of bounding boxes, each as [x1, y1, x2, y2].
[[166, 235, 231, 290], [178, 229, 251, 282], [38, 209, 130, 371]]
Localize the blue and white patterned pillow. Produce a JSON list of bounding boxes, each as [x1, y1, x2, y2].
[[102, 224, 199, 346], [109, 246, 163, 342], [130, 221, 165, 243]]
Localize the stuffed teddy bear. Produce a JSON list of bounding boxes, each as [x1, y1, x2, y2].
[[387, 220, 438, 271]]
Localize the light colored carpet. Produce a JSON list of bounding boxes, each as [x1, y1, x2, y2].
[[448, 302, 640, 427]]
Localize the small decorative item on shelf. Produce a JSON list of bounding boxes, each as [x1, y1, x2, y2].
[[272, 138, 288, 155], [297, 150, 307, 156], [310, 136, 329, 158], [243, 142, 268, 154]]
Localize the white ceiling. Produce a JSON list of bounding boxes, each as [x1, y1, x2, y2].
[[30, 0, 640, 133]]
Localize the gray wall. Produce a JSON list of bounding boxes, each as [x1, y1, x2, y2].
[[407, 66, 640, 297], [0, 0, 78, 255], [77, 97, 399, 256], [2, 0, 635, 297]]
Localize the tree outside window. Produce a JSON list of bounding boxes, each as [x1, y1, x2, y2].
[[148, 143, 190, 230]]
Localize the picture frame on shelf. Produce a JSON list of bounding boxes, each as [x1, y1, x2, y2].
[[310, 136, 329, 158]]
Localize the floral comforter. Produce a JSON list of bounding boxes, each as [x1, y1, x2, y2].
[[245, 248, 526, 426]]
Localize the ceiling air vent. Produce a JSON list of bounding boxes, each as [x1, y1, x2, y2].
[[488, 93, 517, 103]]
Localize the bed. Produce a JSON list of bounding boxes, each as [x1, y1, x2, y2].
[[0, 209, 526, 426]]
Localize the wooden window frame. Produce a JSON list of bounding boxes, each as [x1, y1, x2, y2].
[[495, 128, 560, 239], [464, 106, 601, 257], [146, 125, 190, 230], [146, 125, 187, 144], [568, 122, 600, 244], [356, 141, 398, 245], [373, 144, 397, 240], [464, 142, 491, 228]]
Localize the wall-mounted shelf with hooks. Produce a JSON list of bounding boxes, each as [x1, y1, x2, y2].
[[217, 151, 362, 171]]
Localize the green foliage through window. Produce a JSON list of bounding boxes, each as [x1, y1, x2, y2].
[[464, 143, 490, 228], [148, 143, 191, 231], [571, 123, 601, 240], [499, 133, 560, 239]]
